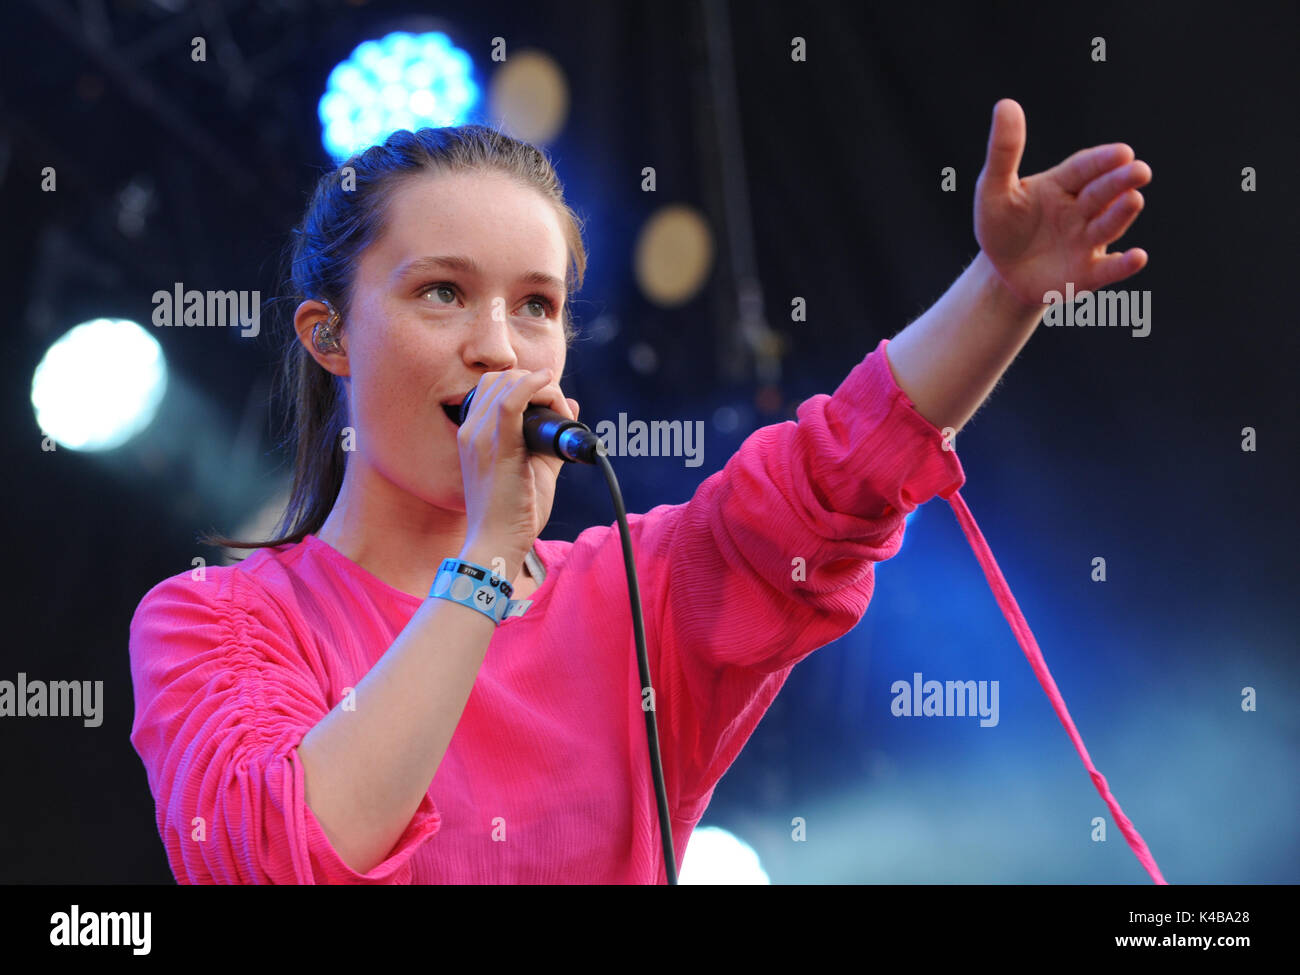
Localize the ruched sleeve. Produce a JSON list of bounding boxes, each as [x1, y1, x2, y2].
[[128, 568, 442, 884], [629, 338, 967, 821]]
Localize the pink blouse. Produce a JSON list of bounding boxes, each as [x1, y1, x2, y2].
[[128, 338, 967, 883]]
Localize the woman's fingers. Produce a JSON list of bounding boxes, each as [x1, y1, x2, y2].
[[525, 376, 579, 422], [1077, 159, 1153, 220], [461, 368, 578, 437], [1054, 143, 1135, 196], [1084, 247, 1149, 291], [1085, 188, 1145, 247]]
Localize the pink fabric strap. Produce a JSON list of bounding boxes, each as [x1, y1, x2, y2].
[[943, 488, 1167, 884]]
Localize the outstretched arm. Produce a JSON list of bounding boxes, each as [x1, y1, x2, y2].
[[886, 98, 1153, 434]]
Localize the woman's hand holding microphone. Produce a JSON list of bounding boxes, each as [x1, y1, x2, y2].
[[456, 367, 579, 584]]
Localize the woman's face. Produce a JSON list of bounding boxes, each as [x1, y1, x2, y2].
[[338, 168, 571, 509]]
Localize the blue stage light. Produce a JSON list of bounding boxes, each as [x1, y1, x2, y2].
[[319, 31, 479, 162]]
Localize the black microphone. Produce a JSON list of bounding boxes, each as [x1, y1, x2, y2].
[[456, 385, 605, 464]]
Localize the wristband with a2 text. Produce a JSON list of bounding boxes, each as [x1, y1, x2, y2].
[[428, 558, 533, 624]]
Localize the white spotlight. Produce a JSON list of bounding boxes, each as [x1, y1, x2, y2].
[[31, 318, 168, 451], [679, 825, 771, 884]]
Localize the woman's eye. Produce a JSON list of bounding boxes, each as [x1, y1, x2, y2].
[[423, 284, 458, 305], [524, 298, 551, 318]]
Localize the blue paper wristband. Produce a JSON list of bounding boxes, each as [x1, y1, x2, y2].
[[428, 558, 532, 624]]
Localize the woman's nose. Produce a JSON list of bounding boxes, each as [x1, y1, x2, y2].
[[462, 309, 517, 372]]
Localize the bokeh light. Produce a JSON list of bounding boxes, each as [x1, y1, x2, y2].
[[319, 31, 480, 162], [31, 318, 168, 452]]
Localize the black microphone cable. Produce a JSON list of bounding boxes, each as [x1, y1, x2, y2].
[[457, 389, 679, 884], [595, 447, 678, 885]]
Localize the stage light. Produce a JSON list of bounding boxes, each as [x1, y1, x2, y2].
[[31, 318, 168, 452], [679, 825, 771, 884], [634, 204, 715, 307], [319, 31, 480, 162], [628, 341, 659, 375], [488, 49, 569, 145], [712, 405, 741, 434]]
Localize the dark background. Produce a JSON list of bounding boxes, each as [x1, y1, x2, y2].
[[1, 0, 1296, 883]]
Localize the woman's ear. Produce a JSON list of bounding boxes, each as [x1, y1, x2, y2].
[[294, 299, 350, 377]]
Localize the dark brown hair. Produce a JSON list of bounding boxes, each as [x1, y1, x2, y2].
[[202, 125, 586, 553]]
